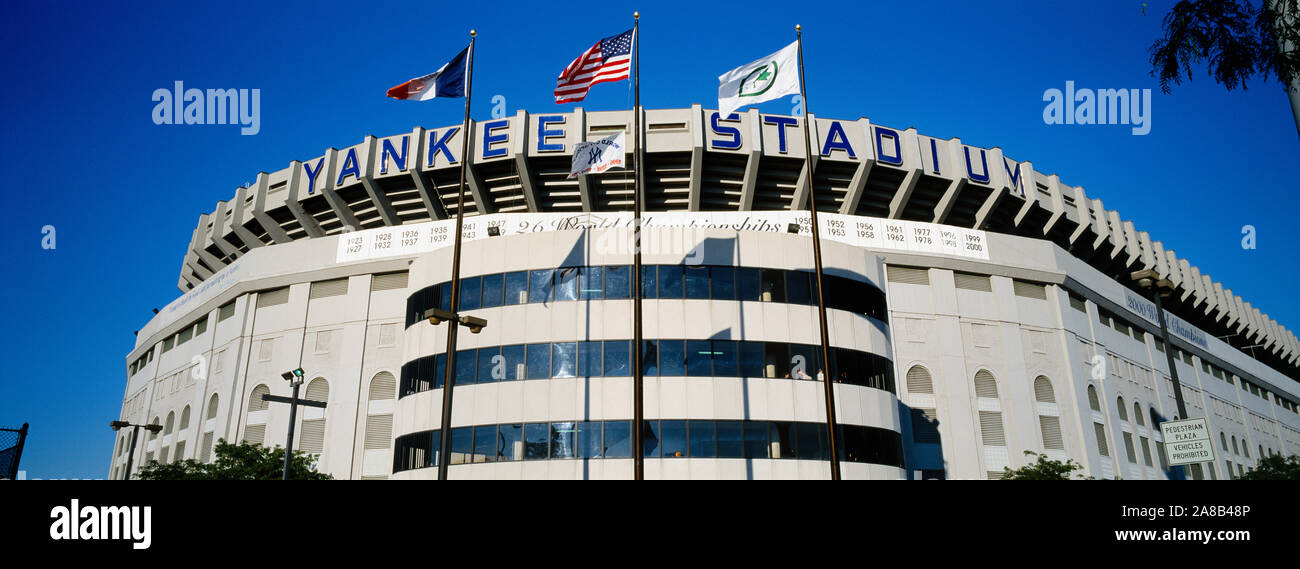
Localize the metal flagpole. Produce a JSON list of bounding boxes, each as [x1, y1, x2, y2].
[[631, 11, 645, 481], [795, 24, 841, 480], [438, 30, 476, 481]]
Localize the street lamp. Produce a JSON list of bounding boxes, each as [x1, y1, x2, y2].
[[1131, 269, 1200, 480], [425, 303, 491, 480], [110, 420, 163, 480]]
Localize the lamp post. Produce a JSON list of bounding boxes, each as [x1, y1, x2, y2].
[[1130, 269, 1199, 479], [110, 420, 163, 480], [425, 307, 488, 480]]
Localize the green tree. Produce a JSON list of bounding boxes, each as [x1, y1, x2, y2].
[[136, 439, 332, 480], [1236, 453, 1300, 479], [1148, 0, 1300, 136], [1000, 451, 1093, 480]]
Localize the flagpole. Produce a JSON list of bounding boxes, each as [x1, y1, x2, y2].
[[437, 29, 475, 482], [631, 11, 645, 481], [795, 24, 842, 480]]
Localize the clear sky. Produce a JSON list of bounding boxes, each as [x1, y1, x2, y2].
[[0, 0, 1295, 478]]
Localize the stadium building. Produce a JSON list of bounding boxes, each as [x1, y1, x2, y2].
[[111, 105, 1300, 480]]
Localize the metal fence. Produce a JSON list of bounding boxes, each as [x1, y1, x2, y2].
[[0, 423, 29, 480]]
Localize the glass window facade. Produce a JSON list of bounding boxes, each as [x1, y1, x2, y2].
[[400, 338, 895, 397], [406, 264, 888, 327], [393, 420, 904, 473]]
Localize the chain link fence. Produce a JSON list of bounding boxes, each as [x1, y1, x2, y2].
[[0, 423, 29, 480]]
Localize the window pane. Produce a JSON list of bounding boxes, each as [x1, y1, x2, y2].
[[604, 421, 632, 458], [796, 423, 823, 460], [577, 341, 602, 377], [689, 420, 716, 458], [554, 267, 579, 301], [504, 271, 528, 305], [550, 422, 577, 459], [687, 340, 713, 377], [498, 424, 522, 461], [789, 344, 820, 381], [480, 273, 504, 308], [501, 345, 526, 381], [736, 268, 760, 301], [642, 340, 659, 376], [712, 341, 738, 377], [579, 266, 604, 300], [658, 340, 685, 376], [657, 265, 683, 299], [641, 420, 660, 458], [576, 421, 602, 459], [473, 425, 497, 463], [434, 353, 446, 389], [739, 341, 765, 378], [743, 421, 769, 458], [523, 423, 549, 460], [641, 265, 657, 298], [684, 266, 710, 299], [765, 343, 790, 379], [458, 276, 481, 311], [439, 283, 452, 311], [760, 269, 786, 302], [527, 343, 551, 380], [455, 350, 476, 386], [786, 271, 811, 305], [770, 422, 796, 458], [604, 341, 631, 377], [430, 431, 441, 467], [717, 421, 744, 458], [450, 427, 473, 465], [552, 342, 576, 378], [605, 266, 630, 299], [529, 269, 554, 303], [710, 266, 736, 300], [660, 420, 688, 458], [477, 347, 500, 384]]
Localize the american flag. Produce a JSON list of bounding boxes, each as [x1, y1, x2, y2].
[[554, 28, 634, 103]]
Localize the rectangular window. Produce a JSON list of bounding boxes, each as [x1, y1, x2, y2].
[[455, 349, 476, 386], [1094, 423, 1109, 456], [504, 271, 529, 305], [660, 420, 688, 458], [710, 266, 735, 300], [526, 343, 551, 380], [604, 266, 630, 299], [1123, 432, 1137, 463], [195, 318, 207, 336], [554, 267, 579, 301], [716, 421, 743, 458], [658, 340, 685, 376], [1140, 436, 1153, 466], [576, 421, 601, 459], [759, 268, 785, 302], [683, 266, 710, 299], [658, 265, 683, 299], [795, 422, 824, 460], [480, 273, 504, 308], [524, 423, 549, 460], [552, 342, 576, 378], [689, 420, 716, 458], [686, 340, 713, 377], [458, 276, 481, 311], [501, 345, 525, 381], [736, 268, 760, 301], [641, 340, 659, 376], [603, 341, 630, 377], [528, 269, 554, 303], [473, 425, 498, 463], [770, 422, 796, 458], [642, 420, 661, 458], [786, 272, 812, 305], [476, 347, 500, 384], [641, 265, 657, 298], [579, 266, 603, 300], [550, 422, 576, 459], [178, 326, 193, 345], [309, 278, 349, 299], [739, 342, 765, 378], [576, 341, 601, 377], [498, 424, 522, 461], [711, 341, 738, 377], [218, 301, 236, 322], [1068, 293, 1087, 313], [450, 427, 473, 465], [603, 421, 631, 458], [743, 421, 769, 458]]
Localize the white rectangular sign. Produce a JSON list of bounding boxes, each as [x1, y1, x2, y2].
[[1159, 417, 1216, 466]]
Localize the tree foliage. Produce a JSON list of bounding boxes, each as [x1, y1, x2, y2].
[[1000, 451, 1092, 480], [136, 439, 332, 480], [1236, 453, 1300, 479], [1149, 0, 1300, 93]]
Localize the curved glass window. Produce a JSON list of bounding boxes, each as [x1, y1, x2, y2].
[[399, 338, 894, 397], [393, 420, 904, 473], [406, 264, 887, 327]]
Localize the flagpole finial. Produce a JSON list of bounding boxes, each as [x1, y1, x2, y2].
[[795, 24, 801, 31], [634, 11, 639, 19], [470, 29, 476, 37]]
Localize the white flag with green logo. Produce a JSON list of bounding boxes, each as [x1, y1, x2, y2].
[[717, 40, 801, 118]]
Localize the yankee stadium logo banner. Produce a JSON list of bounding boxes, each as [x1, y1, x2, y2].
[[569, 132, 625, 178]]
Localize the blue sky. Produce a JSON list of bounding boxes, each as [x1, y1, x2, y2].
[[0, 0, 1295, 478]]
